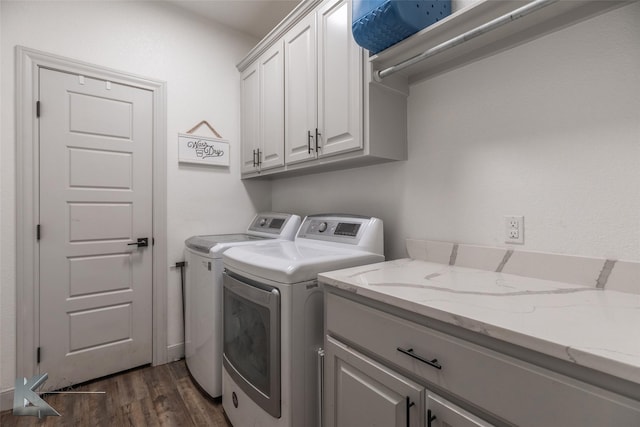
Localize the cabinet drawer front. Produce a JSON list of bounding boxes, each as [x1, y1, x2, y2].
[[326, 293, 640, 427]]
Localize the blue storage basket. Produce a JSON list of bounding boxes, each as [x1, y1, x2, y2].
[[352, 0, 451, 54]]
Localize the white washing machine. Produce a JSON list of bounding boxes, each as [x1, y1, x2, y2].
[[221, 214, 384, 427], [183, 212, 301, 398]]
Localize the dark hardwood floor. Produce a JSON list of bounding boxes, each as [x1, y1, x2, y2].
[[0, 360, 232, 426]]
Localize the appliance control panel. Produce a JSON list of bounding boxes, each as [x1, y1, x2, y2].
[[247, 213, 299, 236], [305, 220, 361, 238], [296, 214, 381, 247]]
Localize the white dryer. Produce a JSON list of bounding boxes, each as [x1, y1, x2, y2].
[[221, 214, 384, 427], [183, 212, 301, 398]]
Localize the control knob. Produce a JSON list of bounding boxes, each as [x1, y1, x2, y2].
[[259, 218, 267, 227], [318, 222, 328, 232]]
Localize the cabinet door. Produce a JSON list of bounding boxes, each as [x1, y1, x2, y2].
[[284, 13, 318, 165], [240, 63, 259, 174], [427, 393, 495, 427], [324, 336, 423, 427], [259, 41, 285, 170], [317, 0, 363, 157]]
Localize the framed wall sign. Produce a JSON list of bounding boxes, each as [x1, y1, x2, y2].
[[178, 133, 229, 166]]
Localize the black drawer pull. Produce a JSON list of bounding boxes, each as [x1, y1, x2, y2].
[[397, 347, 442, 370]]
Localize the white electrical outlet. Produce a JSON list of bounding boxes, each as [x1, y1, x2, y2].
[[504, 215, 524, 244]]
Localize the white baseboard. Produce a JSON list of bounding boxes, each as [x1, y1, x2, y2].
[[167, 343, 184, 362], [1, 388, 14, 412]]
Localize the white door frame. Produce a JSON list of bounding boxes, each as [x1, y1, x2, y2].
[[15, 46, 168, 381]]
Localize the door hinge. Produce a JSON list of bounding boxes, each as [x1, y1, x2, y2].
[[36, 101, 41, 118], [36, 224, 41, 241], [37, 347, 41, 364]]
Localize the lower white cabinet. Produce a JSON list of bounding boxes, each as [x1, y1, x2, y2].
[[325, 336, 424, 427], [325, 335, 490, 427], [325, 335, 493, 427], [324, 291, 640, 427]]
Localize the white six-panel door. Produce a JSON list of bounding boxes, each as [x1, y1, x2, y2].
[[38, 68, 153, 389]]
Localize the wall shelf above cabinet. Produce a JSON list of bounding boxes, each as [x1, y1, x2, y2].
[[370, 0, 629, 85]]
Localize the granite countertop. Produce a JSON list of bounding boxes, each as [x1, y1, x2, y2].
[[319, 258, 640, 385]]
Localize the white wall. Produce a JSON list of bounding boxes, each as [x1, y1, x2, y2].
[[0, 1, 271, 392], [0, 0, 5, 403], [272, 2, 640, 262]]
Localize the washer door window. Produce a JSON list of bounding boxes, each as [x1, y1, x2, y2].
[[223, 272, 281, 418]]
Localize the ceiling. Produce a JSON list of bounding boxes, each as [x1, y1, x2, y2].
[[168, 0, 302, 40]]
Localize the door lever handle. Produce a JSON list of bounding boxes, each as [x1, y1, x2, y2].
[[127, 237, 149, 248]]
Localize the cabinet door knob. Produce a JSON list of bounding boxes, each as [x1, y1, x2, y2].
[[397, 347, 442, 370]]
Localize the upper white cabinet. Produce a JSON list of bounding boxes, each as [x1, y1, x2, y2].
[[259, 42, 286, 170], [316, 0, 362, 157], [237, 0, 407, 179], [239, 0, 627, 177], [284, 12, 317, 165], [240, 63, 259, 174], [285, 0, 362, 165], [241, 41, 286, 174]]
